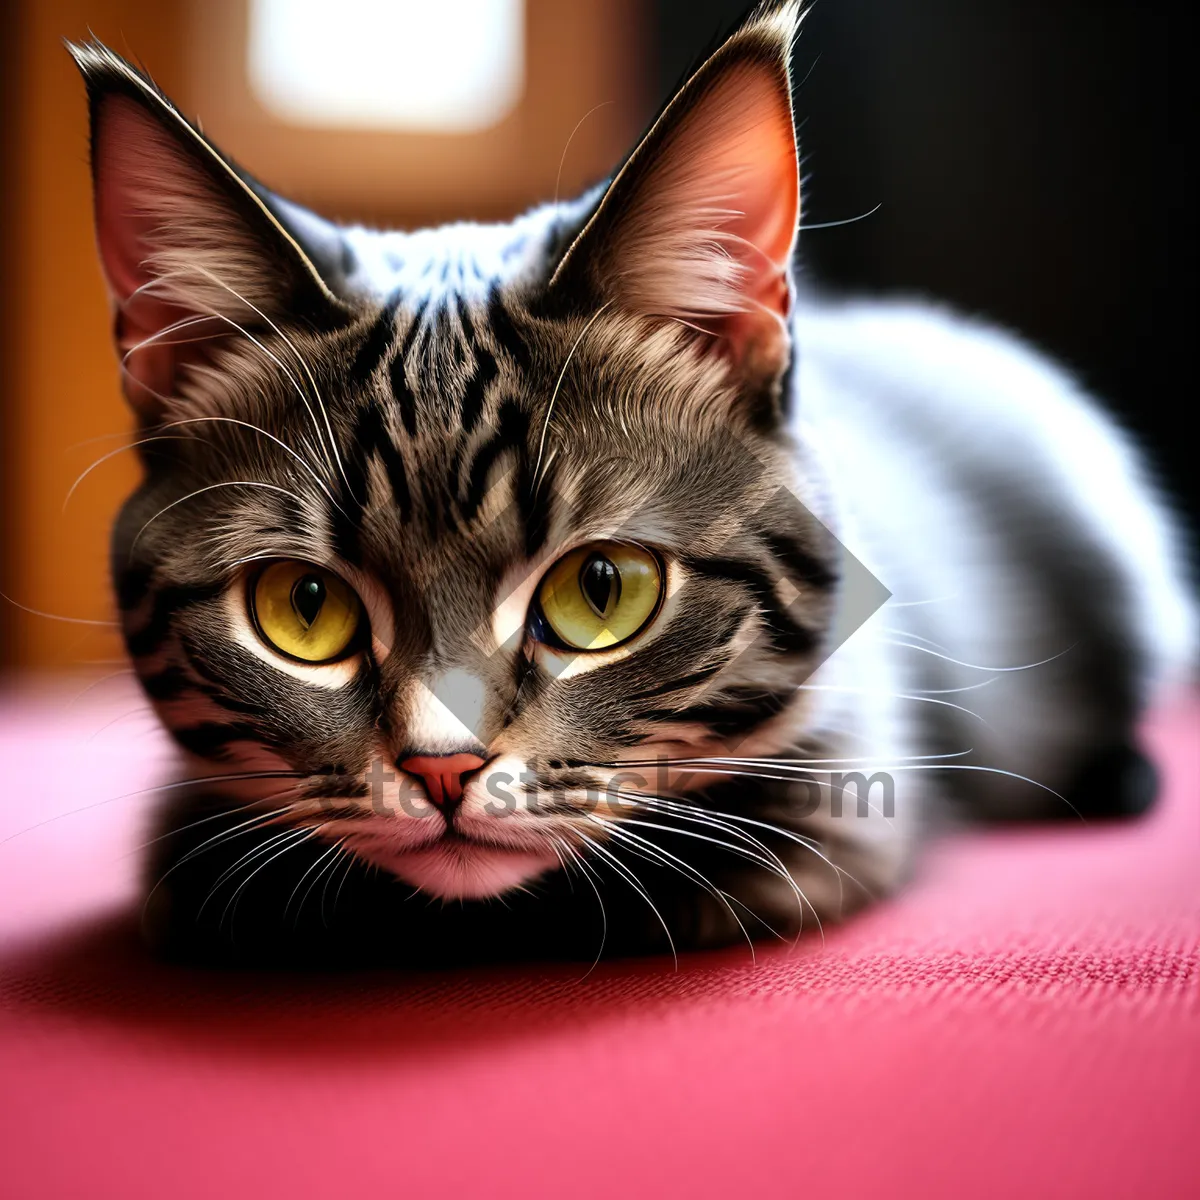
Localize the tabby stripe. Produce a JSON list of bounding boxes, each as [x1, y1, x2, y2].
[[454, 293, 475, 342], [125, 583, 222, 658], [172, 721, 261, 761], [628, 663, 725, 702], [116, 563, 153, 612], [682, 555, 818, 655], [627, 608, 752, 701], [350, 290, 403, 383], [459, 345, 498, 433], [486, 284, 531, 372], [636, 688, 791, 738], [332, 421, 369, 558], [177, 643, 306, 721], [141, 664, 193, 702], [519, 454, 553, 558], [387, 298, 429, 437], [759, 531, 838, 590], [365, 403, 413, 523], [460, 400, 531, 522], [442, 443, 463, 534], [333, 401, 413, 557], [177, 634, 268, 704], [301, 777, 369, 801], [388, 355, 418, 437]]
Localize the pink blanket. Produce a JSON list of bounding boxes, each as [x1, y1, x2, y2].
[[1, 682, 1196, 1198]]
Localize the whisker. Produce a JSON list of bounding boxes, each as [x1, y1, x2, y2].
[[62, 668, 137, 706], [141, 794, 309, 903], [604, 748, 972, 769], [284, 834, 341, 926], [575, 831, 678, 967], [655, 760, 1076, 818], [879, 628, 950, 651], [327, 849, 358, 927], [882, 640, 1077, 674], [85, 705, 160, 744], [221, 826, 323, 933], [0, 771, 305, 849], [140, 265, 348, 492], [623, 791, 813, 878], [0, 589, 118, 628], [796, 202, 882, 231], [129, 785, 304, 859], [316, 843, 351, 928], [551, 834, 608, 975], [792, 683, 993, 726], [184, 267, 350, 496], [532, 301, 613, 495], [159, 416, 350, 519], [614, 811, 796, 881], [129, 480, 310, 552], [63, 435, 195, 511], [588, 814, 759, 960], [554, 101, 615, 204], [195, 825, 306, 922], [885, 592, 960, 608], [603, 803, 823, 937], [627, 791, 868, 915], [910, 678, 1001, 696], [191, 269, 352, 497]]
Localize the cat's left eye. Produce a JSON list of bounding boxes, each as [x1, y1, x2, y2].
[[250, 561, 365, 664], [533, 542, 663, 651]]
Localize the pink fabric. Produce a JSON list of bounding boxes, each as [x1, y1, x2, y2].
[[1, 682, 1197, 1199]]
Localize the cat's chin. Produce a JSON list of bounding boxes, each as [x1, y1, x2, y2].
[[374, 840, 560, 900]]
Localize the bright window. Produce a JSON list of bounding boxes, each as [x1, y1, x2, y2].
[[248, 0, 525, 132]]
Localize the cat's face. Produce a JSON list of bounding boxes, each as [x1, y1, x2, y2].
[[79, 2, 836, 900]]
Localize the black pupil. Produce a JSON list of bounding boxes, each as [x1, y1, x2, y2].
[[291, 575, 326, 629], [580, 554, 620, 619]]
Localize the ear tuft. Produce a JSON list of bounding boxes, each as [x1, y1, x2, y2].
[[68, 40, 346, 418], [551, 1, 804, 382]]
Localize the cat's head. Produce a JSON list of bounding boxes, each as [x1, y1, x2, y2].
[[76, 1, 840, 900]]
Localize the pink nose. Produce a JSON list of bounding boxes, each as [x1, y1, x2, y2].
[[399, 753, 486, 809]]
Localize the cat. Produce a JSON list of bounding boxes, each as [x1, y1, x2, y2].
[[71, 0, 1194, 964]]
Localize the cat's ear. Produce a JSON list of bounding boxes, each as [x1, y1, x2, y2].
[[549, 2, 802, 385], [69, 41, 351, 419]]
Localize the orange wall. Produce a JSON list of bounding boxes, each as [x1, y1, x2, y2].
[[7, 1, 188, 670], [3, 0, 643, 672]]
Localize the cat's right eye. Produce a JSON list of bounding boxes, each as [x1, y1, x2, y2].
[[249, 561, 365, 664]]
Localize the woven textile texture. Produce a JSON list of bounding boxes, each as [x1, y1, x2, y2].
[[1, 682, 1196, 1198]]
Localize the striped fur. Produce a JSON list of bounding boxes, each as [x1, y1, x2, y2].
[[72, 2, 1194, 962]]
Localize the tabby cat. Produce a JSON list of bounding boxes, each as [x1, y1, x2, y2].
[[72, 1, 1193, 963]]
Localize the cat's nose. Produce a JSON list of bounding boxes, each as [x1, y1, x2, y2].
[[399, 753, 487, 812]]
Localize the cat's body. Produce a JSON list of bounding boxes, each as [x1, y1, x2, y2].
[[796, 298, 1193, 804], [71, 3, 1192, 963]]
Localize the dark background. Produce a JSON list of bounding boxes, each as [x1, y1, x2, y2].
[[0, 0, 1192, 669], [658, 0, 1195, 536]]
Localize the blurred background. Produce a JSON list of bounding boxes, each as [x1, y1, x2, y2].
[[0, 0, 1191, 673]]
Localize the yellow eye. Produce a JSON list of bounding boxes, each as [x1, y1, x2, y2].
[[250, 561, 364, 663], [535, 542, 663, 651]]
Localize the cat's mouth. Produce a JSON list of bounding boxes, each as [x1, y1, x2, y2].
[[324, 796, 562, 900], [303, 755, 568, 899], [391, 841, 559, 900], [348, 832, 560, 900]]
